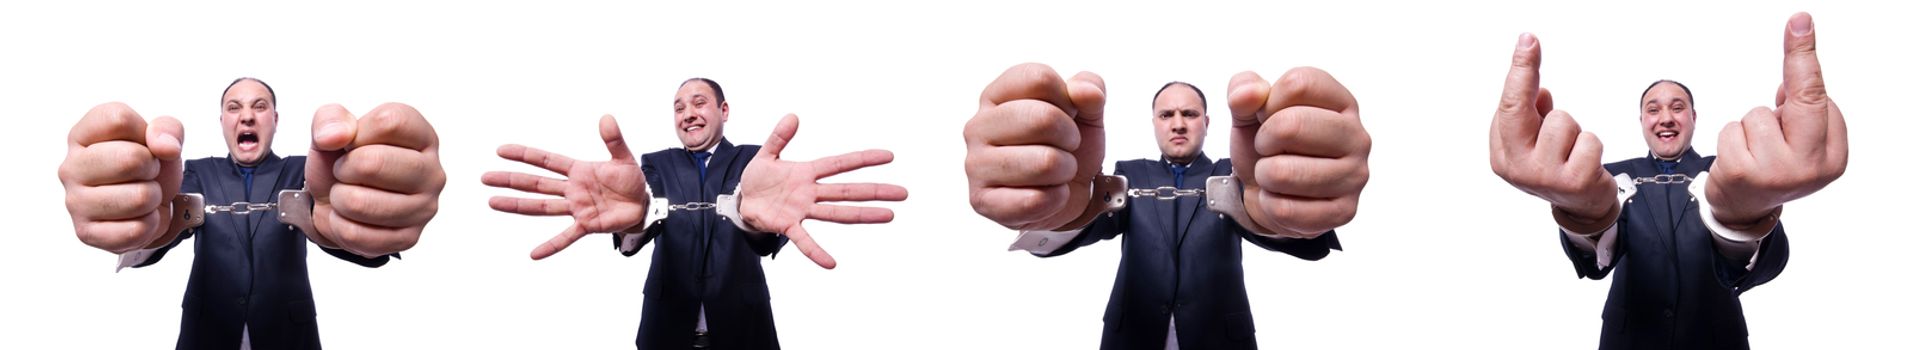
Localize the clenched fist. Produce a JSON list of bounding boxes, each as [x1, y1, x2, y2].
[[305, 103, 446, 258], [964, 63, 1108, 231], [59, 103, 190, 253], [1226, 68, 1372, 238], [1488, 33, 1620, 229], [1707, 12, 1849, 227]]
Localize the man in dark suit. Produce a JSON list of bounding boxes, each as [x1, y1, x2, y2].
[[964, 64, 1371, 349], [1487, 13, 1847, 349], [484, 78, 908, 349], [57, 77, 448, 349]]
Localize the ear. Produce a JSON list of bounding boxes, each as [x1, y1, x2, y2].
[[718, 101, 730, 122]]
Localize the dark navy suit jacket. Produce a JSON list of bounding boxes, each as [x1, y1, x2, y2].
[[1038, 154, 1342, 350], [615, 139, 790, 349], [134, 153, 392, 350], [1560, 148, 1790, 350]]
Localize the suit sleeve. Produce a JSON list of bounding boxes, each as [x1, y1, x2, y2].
[[1241, 229, 1341, 261], [320, 247, 394, 267], [1715, 222, 1788, 294], [1559, 226, 1621, 280], [614, 154, 669, 256]]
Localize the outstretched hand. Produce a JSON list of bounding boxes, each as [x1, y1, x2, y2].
[[484, 115, 651, 260], [737, 114, 909, 269]]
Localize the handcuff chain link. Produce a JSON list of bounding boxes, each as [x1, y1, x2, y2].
[[205, 202, 279, 215], [669, 202, 719, 211], [1127, 186, 1205, 200], [1633, 174, 1692, 185]]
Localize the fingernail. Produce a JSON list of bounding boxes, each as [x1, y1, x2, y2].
[[1789, 13, 1812, 36], [1519, 33, 1536, 49]]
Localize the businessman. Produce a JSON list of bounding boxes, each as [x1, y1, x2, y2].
[[57, 77, 447, 349], [964, 64, 1370, 349], [1487, 13, 1846, 349], [484, 78, 908, 349]]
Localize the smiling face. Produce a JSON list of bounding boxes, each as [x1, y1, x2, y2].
[[1152, 83, 1208, 163], [1638, 81, 1695, 160], [221, 79, 278, 166], [672, 80, 728, 151]]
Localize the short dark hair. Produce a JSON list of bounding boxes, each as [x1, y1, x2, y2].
[[1639, 79, 1692, 108], [680, 77, 726, 105], [1152, 81, 1206, 111], [222, 77, 277, 107]]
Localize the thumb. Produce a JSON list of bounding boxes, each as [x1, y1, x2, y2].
[[759, 114, 799, 159], [145, 116, 185, 161], [311, 104, 359, 152], [1227, 71, 1272, 125], [1066, 72, 1106, 127]]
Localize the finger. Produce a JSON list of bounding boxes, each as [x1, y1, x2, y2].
[[965, 146, 1077, 187], [327, 184, 438, 228], [488, 196, 572, 216], [969, 185, 1068, 229], [146, 116, 185, 203], [1534, 110, 1583, 166], [815, 183, 910, 202], [62, 141, 161, 186], [311, 104, 360, 152], [599, 114, 636, 161], [1254, 106, 1368, 158], [1497, 33, 1545, 148], [530, 224, 590, 260], [480, 171, 567, 196], [782, 224, 837, 269], [1536, 88, 1555, 117], [759, 114, 799, 158], [1740, 107, 1788, 157], [70, 102, 147, 147], [1066, 72, 1107, 127], [349, 103, 437, 151], [980, 63, 1077, 114], [66, 182, 164, 221], [496, 144, 577, 175], [1252, 155, 1368, 199], [811, 149, 894, 178], [334, 145, 440, 194], [1227, 71, 1273, 125], [1779, 12, 1830, 147], [315, 207, 422, 258], [72, 212, 165, 253], [1251, 192, 1359, 236], [966, 100, 1082, 148], [1563, 131, 1606, 181], [1266, 67, 1358, 114], [808, 204, 895, 224], [1715, 121, 1753, 177]]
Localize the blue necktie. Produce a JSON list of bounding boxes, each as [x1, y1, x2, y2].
[[1170, 164, 1187, 188], [1653, 158, 1678, 175], [238, 167, 256, 200], [691, 151, 712, 182]]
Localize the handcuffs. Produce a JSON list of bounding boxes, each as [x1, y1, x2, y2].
[[641, 193, 759, 232], [171, 189, 320, 234], [1016, 174, 1291, 240]]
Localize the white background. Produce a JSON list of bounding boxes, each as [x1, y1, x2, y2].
[[2, 1, 1904, 349]]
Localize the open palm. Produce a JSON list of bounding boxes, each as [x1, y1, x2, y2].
[[484, 115, 651, 260], [738, 114, 909, 269]]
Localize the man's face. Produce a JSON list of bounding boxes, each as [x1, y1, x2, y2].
[[221, 80, 278, 166], [673, 81, 727, 151], [1153, 84, 1208, 162], [1639, 82, 1695, 159]]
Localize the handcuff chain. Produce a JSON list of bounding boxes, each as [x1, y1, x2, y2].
[[204, 202, 280, 215], [1127, 186, 1205, 200], [1633, 174, 1692, 185], [669, 202, 719, 211]]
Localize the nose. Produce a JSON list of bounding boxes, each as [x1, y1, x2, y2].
[[238, 110, 256, 125], [1169, 115, 1188, 133]]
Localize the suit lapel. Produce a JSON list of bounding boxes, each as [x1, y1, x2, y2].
[[1667, 149, 1706, 234]]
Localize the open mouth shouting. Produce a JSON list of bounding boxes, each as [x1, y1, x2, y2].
[[236, 129, 262, 152]]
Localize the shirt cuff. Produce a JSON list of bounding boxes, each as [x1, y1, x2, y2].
[[616, 231, 649, 254], [1008, 228, 1086, 256], [115, 247, 161, 272], [1562, 221, 1620, 270], [1691, 172, 1777, 271]]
